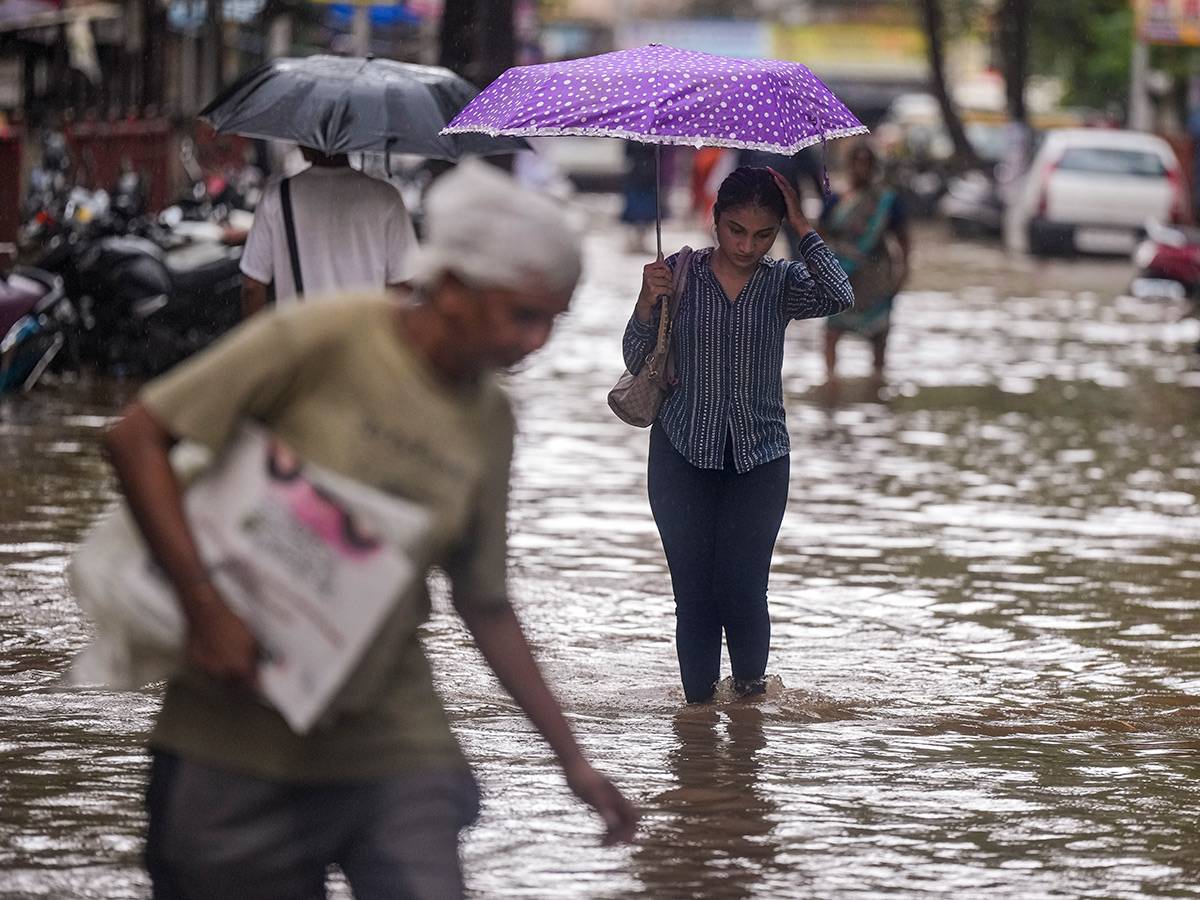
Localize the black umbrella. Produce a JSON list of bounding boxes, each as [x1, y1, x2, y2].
[[199, 55, 528, 161]]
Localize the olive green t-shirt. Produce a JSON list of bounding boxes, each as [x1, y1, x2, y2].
[[139, 292, 514, 782]]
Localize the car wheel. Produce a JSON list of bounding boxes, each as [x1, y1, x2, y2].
[[949, 218, 978, 238], [1027, 221, 1058, 257]]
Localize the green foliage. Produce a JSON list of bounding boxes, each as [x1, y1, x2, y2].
[[941, 0, 984, 36], [536, 0, 571, 20], [1029, 0, 1132, 109], [928, 0, 1139, 114], [685, 0, 750, 15]]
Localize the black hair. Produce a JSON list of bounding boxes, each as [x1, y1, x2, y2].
[[847, 142, 878, 167], [713, 166, 786, 224]]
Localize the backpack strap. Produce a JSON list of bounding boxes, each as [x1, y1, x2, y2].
[[279, 177, 304, 299]]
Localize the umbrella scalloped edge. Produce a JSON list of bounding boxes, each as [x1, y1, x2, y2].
[[440, 124, 871, 156]]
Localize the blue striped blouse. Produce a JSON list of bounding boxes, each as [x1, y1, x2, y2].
[[622, 231, 853, 473]]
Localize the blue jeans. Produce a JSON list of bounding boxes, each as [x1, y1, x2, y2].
[[145, 749, 480, 900], [647, 422, 789, 702]]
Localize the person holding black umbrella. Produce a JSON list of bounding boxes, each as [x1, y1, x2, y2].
[[198, 55, 526, 318], [238, 145, 417, 317]]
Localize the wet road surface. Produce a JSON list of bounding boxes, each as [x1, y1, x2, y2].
[[3, 205, 1200, 899]]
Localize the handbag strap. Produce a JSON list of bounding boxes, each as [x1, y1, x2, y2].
[[643, 246, 693, 383], [279, 177, 305, 298], [655, 245, 693, 355]]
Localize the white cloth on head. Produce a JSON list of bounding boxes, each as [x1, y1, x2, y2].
[[411, 159, 582, 299], [240, 165, 417, 304]]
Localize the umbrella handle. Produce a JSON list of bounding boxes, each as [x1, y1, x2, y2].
[[655, 144, 662, 259], [814, 109, 831, 196]]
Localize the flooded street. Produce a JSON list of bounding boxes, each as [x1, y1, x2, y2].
[[4, 200, 1200, 899]]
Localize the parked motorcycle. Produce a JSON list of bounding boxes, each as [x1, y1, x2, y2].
[[14, 136, 249, 381], [1131, 219, 1200, 301], [30, 221, 243, 378], [0, 266, 72, 392], [22, 131, 71, 227], [177, 136, 262, 225], [1130, 219, 1200, 353], [20, 194, 244, 379], [938, 169, 1005, 238]]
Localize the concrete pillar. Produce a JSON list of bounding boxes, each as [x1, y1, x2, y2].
[[268, 14, 292, 59], [1130, 39, 1152, 132], [351, 5, 371, 57]]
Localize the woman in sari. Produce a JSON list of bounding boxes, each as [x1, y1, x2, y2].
[[820, 143, 911, 386]]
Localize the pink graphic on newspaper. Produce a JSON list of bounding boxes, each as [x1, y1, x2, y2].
[[108, 425, 431, 734]]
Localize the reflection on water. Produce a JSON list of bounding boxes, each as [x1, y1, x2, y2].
[[4, 213, 1200, 899], [634, 704, 778, 900]]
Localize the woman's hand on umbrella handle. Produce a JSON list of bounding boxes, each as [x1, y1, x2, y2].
[[636, 255, 672, 324], [768, 167, 811, 235]]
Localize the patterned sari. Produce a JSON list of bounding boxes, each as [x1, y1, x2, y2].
[[821, 184, 902, 337]]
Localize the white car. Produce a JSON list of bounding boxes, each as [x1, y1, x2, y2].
[[1005, 128, 1186, 256]]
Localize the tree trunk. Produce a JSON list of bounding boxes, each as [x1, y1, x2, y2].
[[439, 0, 513, 88], [439, 0, 479, 83], [997, 0, 1029, 124], [919, 0, 984, 170], [476, 0, 514, 88], [204, 0, 224, 98], [437, 0, 515, 170]]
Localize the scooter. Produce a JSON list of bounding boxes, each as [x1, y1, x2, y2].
[[1130, 218, 1200, 354], [1130, 218, 1200, 303], [0, 266, 72, 392]]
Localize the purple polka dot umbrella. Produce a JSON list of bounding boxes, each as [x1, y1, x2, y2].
[[442, 44, 868, 252]]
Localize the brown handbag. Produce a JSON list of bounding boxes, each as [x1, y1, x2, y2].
[[608, 246, 693, 427]]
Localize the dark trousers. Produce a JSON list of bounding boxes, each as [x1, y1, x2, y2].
[[647, 422, 789, 702], [145, 750, 479, 900]]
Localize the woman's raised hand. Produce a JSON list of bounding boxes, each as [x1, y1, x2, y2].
[[768, 167, 812, 235], [636, 254, 673, 324]]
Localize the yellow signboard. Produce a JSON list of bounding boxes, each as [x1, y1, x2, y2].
[[1135, 0, 1200, 45], [770, 24, 927, 79]]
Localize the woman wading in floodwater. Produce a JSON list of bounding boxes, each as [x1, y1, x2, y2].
[[622, 166, 854, 703]]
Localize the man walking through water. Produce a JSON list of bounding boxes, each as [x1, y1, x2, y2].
[[103, 160, 639, 899], [238, 145, 417, 316]]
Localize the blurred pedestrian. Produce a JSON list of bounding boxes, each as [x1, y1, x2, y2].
[[619, 141, 662, 253], [689, 146, 737, 230], [818, 142, 911, 387], [239, 145, 417, 317], [622, 166, 853, 704], [103, 160, 639, 900]]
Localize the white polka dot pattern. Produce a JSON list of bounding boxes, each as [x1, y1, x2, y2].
[[442, 44, 868, 154]]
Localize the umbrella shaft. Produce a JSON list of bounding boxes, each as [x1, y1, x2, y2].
[[655, 144, 662, 259]]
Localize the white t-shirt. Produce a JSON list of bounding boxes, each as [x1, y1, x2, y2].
[[240, 166, 417, 304]]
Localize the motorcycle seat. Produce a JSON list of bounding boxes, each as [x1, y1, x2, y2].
[[168, 253, 243, 295], [0, 273, 49, 337], [164, 240, 238, 272]]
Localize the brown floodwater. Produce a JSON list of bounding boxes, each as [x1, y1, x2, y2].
[[3, 206, 1200, 900]]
